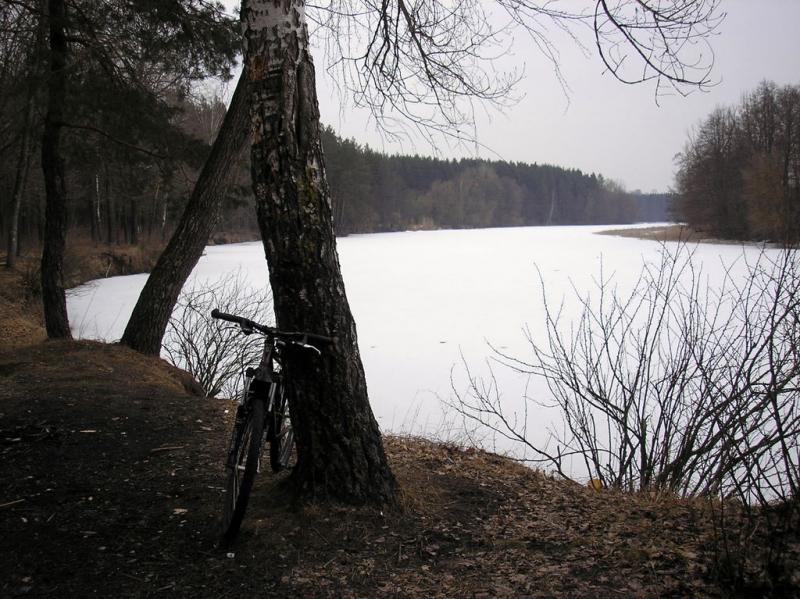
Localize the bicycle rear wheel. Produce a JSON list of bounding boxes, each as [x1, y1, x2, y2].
[[221, 397, 265, 544], [268, 384, 295, 472]]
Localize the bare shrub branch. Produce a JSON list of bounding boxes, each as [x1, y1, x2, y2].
[[452, 242, 800, 507], [162, 271, 273, 398]]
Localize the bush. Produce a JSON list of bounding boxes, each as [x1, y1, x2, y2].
[[452, 242, 800, 592], [162, 271, 272, 398]]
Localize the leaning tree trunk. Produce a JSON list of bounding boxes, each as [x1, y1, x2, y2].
[[120, 73, 249, 355], [40, 0, 71, 338], [243, 0, 396, 504]]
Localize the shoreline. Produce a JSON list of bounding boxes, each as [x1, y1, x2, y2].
[[597, 223, 701, 242]]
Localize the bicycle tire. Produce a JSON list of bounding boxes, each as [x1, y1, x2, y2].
[[268, 384, 295, 472], [221, 397, 265, 544]]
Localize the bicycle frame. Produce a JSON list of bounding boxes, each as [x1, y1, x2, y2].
[[226, 334, 285, 470]]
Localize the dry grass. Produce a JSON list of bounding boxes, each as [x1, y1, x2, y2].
[[0, 256, 46, 350], [0, 298, 45, 350], [62, 235, 164, 289], [0, 233, 163, 352], [598, 224, 705, 243]]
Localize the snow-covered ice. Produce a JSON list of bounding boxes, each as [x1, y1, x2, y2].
[[67, 224, 774, 464]]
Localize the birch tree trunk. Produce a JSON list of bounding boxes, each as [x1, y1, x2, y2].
[[40, 0, 71, 338], [243, 0, 396, 503]]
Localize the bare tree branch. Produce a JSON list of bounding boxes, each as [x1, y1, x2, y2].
[[307, 0, 723, 145]]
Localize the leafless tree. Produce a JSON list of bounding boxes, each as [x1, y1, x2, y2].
[[452, 242, 800, 506], [162, 272, 273, 399], [676, 81, 800, 242]]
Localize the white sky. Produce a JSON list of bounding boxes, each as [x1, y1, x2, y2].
[[230, 1, 800, 193]]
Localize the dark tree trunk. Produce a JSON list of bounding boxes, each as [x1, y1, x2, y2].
[[243, 0, 396, 504], [128, 197, 137, 245], [40, 0, 71, 338], [6, 99, 36, 269], [120, 200, 128, 244], [89, 175, 97, 242], [104, 165, 112, 244], [121, 72, 249, 355], [92, 172, 101, 244], [148, 180, 160, 240], [8, 0, 45, 267]]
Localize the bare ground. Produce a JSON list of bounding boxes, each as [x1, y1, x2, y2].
[[3, 336, 797, 597]]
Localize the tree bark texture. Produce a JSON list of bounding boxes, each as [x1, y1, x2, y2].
[[120, 72, 249, 355], [243, 0, 396, 504], [40, 0, 71, 338]]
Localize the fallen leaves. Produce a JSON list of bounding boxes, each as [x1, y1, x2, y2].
[[0, 341, 795, 597]]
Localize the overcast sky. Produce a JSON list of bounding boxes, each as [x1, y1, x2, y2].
[[232, 1, 800, 193]]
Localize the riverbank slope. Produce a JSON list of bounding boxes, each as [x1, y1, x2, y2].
[[1, 230, 796, 597], [0, 339, 765, 598]]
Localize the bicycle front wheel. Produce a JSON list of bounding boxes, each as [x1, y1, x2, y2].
[[221, 397, 265, 544], [268, 384, 295, 472]]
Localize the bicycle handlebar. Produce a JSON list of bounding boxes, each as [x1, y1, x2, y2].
[[211, 309, 336, 346]]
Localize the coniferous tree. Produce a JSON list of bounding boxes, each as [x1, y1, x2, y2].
[[40, 0, 70, 337], [24, 0, 239, 337]]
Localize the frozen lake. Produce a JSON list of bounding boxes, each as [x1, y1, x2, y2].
[[67, 224, 771, 468]]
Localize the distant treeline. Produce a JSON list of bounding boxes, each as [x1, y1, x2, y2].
[[674, 81, 800, 242], [0, 0, 667, 258], [319, 126, 668, 235], [1, 84, 667, 254]]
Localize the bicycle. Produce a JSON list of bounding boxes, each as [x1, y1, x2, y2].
[[211, 308, 334, 545]]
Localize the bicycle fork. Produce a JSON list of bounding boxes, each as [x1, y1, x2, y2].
[[224, 381, 281, 473]]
